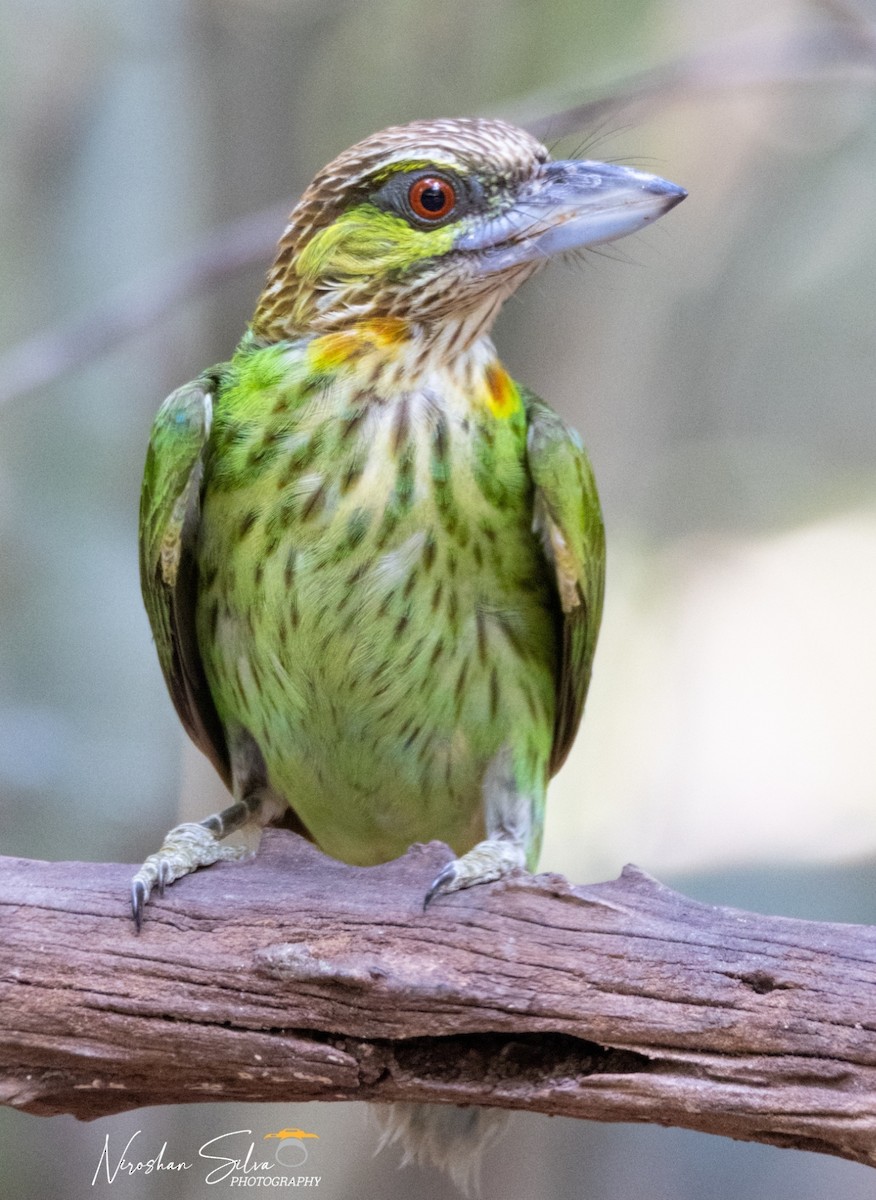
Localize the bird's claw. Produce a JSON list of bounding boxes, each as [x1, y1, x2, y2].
[[131, 878, 148, 933], [129, 821, 248, 931], [423, 861, 459, 910], [423, 839, 527, 909]]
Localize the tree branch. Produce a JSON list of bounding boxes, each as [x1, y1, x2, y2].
[[1, 832, 874, 1166]]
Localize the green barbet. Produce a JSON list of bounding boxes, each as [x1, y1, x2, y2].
[[133, 118, 685, 925]]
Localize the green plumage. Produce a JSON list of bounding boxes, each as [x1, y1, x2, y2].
[[140, 336, 603, 870]]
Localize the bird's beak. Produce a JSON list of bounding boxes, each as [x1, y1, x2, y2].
[[456, 160, 687, 271]]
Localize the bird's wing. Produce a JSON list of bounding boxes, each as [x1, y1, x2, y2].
[[523, 390, 606, 776], [139, 373, 231, 788]]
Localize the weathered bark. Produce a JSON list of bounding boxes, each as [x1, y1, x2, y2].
[[1, 831, 874, 1167]]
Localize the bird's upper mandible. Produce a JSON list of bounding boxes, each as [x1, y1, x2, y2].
[[251, 117, 686, 345]]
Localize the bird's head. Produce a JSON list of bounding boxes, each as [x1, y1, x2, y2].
[[251, 118, 685, 349]]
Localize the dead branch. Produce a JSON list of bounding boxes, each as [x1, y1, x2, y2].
[[0, 830, 874, 1169]]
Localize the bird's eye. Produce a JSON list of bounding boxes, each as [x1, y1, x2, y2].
[[408, 176, 457, 221]]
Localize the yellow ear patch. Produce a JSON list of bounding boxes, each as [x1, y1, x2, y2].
[[295, 204, 457, 285], [483, 363, 520, 418]]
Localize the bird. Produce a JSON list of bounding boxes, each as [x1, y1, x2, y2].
[[132, 116, 684, 1184]]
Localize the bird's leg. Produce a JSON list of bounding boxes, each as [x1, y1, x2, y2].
[[130, 788, 282, 930], [424, 745, 542, 907]]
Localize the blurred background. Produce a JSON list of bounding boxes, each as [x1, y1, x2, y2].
[[2, 0, 876, 1196]]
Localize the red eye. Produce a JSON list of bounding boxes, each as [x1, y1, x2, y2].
[[409, 176, 457, 221]]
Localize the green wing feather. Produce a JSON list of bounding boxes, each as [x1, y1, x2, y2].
[[139, 373, 231, 788], [523, 391, 606, 775]]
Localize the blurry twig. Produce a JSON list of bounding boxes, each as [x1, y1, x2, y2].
[[1, 21, 875, 411], [0, 201, 290, 409], [816, 0, 876, 55], [516, 21, 876, 139]]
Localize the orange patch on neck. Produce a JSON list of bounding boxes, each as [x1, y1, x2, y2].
[[308, 318, 409, 375], [367, 317, 409, 346], [483, 363, 519, 418]]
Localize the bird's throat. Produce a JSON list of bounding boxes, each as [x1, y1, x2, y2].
[[303, 305, 519, 411]]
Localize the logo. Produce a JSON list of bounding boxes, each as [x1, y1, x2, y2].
[[91, 1126, 322, 1188], [261, 1129, 320, 1170]]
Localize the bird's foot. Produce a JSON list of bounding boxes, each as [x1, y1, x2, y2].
[[131, 821, 248, 931], [424, 838, 526, 909]]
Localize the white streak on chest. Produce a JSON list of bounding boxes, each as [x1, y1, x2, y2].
[[372, 530, 427, 586]]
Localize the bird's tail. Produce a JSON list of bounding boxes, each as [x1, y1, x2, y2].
[[371, 1101, 510, 1197]]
